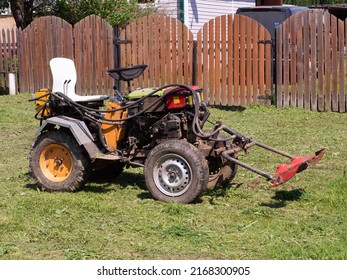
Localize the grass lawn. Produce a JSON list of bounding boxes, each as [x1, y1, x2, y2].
[[0, 93, 346, 260]]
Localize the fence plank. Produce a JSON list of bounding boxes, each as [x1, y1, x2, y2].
[[345, 20, 347, 112], [317, 11, 324, 112], [177, 19, 183, 85], [297, 14, 304, 108], [259, 22, 265, 105], [227, 14, 233, 104], [303, 13, 310, 110], [136, 17, 143, 86], [264, 32, 271, 106], [183, 22, 190, 86], [202, 22, 209, 103], [171, 18, 177, 86], [153, 16, 160, 86], [338, 19, 345, 113], [196, 30, 202, 90], [310, 11, 317, 111], [221, 15, 227, 105], [276, 22, 282, 107], [214, 16, 221, 105], [208, 19, 215, 104], [28, 22, 36, 93], [233, 15, 240, 105], [143, 17, 149, 88], [239, 16, 246, 106], [184, 24, 190, 86], [283, 18, 289, 107], [252, 19, 258, 105], [290, 17, 296, 107], [17, 28, 26, 93], [165, 16, 171, 85], [0, 29, 4, 93], [324, 12, 331, 111], [132, 18, 138, 88], [331, 16, 338, 112], [246, 17, 252, 105]]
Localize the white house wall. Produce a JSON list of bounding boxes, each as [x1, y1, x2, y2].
[[156, 0, 180, 18], [187, 0, 255, 37], [157, 0, 255, 37]]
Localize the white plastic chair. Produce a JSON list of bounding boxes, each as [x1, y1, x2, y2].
[[49, 57, 108, 102]]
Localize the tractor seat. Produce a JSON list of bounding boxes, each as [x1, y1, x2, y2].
[[50, 57, 108, 102], [106, 64, 148, 81]]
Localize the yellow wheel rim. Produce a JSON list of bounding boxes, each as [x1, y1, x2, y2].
[[39, 144, 73, 182]]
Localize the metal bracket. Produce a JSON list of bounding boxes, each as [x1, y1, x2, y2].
[[258, 40, 273, 45], [114, 38, 133, 45]]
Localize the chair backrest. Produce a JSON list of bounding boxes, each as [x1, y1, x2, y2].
[[50, 57, 77, 96]]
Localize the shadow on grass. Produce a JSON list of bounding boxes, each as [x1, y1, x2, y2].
[[209, 105, 246, 112], [89, 171, 146, 188], [24, 170, 229, 204], [24, 170, 147, 194], [259, 189, 305, 209], [204, 183, 241, 202], [24, 183, 40, 191], [83, 170, 147, 195]]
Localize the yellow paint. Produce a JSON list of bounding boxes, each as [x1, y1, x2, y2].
[[39, 144, 73, 182], [101, 100, 127, 151], [34, 88, 51, 116]]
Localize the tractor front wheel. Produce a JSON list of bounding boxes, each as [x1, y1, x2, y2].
[[29, 130, 89, 192], [144, 140, 209, 203]]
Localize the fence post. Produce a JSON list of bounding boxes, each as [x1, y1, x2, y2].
[[113, 25, 121, 92], [192, 41, 197, 86], [8, 73, 17, 95]]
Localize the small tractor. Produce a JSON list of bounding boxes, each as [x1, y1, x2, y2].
[[29, 58, 325, 203]]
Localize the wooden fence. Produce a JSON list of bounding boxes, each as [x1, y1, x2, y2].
[[119, 15, 194, 90], [276, 10, 347, 112], [18, 15, 114, 96], [119, 14, 272, 106], [0, 28, 17, 95], [3, 11, 347, 112], [196, 15, 272, 106]]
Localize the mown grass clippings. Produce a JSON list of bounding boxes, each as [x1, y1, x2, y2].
[[0, 93, 346, 260]]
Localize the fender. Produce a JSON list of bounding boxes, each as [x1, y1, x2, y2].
[[36, 116, 108, 160]]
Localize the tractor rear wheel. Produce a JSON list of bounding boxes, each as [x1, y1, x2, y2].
[[144, 140, 209, 203], [29, 130, 89, 192]]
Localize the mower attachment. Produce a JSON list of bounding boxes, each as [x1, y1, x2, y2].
[[272, 148, 326, 187], [221, 138, 326, 187]]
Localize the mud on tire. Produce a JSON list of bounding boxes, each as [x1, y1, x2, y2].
[[29, 130, 89, 192]]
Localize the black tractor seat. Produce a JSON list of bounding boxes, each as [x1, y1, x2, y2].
[[106, 64, 148, 81]]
